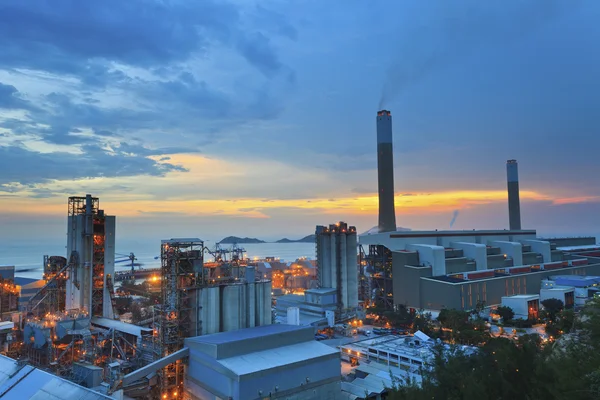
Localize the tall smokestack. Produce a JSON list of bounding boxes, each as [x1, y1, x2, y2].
[[377, 110, 397, 232], [506, 159, 522, 230]]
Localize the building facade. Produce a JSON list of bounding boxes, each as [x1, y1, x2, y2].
[[183, 324, 341, 400], [360, 230, 600, 311]]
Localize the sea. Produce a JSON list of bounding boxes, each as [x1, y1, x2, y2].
[[0, 240, 316, 281]]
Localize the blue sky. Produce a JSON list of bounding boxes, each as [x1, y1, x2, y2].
[[1, 0, 599, 243]]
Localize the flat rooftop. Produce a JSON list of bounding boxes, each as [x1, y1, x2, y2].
[[186, 324, 304, 346], [305, 288, 337, 295], [502, 294, 539, 299], [0, 355, 112, 399], [217, 340, 338, 376], [361, 229, 536, 239]]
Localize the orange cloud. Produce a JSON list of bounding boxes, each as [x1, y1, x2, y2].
[[2, 189, 551, 218], [552, 196, 600, 206]]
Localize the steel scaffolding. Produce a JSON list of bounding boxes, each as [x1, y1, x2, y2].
[[359, 244, 394, 309], [42, 255, 68, 314], [156, 238, 204, 400]]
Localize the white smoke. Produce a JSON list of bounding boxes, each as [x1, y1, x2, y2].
[[450, 210, 460, 228]]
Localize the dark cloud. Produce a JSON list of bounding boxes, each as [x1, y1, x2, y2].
[[0, 82, 30, 109], [236, 32, 283, 77], [0, 144, 187, 188], [0, 0, 291, 83]]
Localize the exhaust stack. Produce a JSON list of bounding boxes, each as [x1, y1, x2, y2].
[[506, 159, 522, 230], [377, 110, 397, 232]]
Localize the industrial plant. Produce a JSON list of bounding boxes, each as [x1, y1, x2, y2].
[[0, 195, 273, 399], [0, 108, 598, 400], [359, 111, 600, 315]]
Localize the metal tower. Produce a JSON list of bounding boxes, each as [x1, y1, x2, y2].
[[156, 238, 204, 400]]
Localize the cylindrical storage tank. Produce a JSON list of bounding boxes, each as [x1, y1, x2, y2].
[[255, 281, 264, 326], [340, 233, 348, 309], [200, 286, 220, 335], [246, 282, 256, 328], [346, 232, 359, 309], [222, 285, 242, 332], [330, 234, 337, 289], [260, 281, 272, 326], [317, 231, 331, 288], [239, 284, 247, 329]]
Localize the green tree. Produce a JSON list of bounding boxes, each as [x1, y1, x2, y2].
[[496, 305, 515, 322], [541, 298, 564, 323]]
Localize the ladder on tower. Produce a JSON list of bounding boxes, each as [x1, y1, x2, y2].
[[105, 274, 119, 320]]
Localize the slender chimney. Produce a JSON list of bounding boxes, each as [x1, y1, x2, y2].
[[377, 110, 397, 232], [506, 159, 521, 230]]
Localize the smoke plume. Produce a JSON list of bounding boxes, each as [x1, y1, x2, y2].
[[379, 0, 579, 109], [449, 210, 460, 228]]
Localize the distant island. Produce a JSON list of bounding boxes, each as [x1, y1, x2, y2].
[[218, 234, 315, 244], [275, 234, 315, 243], [218, 236, 266, 244]]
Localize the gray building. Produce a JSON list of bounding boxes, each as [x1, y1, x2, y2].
[[0, 354, 115, 399], [315, 222, 359, 313], [360, 230, 600, 311], [183, 324, 341, 400]]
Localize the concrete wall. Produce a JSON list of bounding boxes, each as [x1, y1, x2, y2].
[[237, 358, 341, 400], [542, 237, 597, 247], [451, 242, 488, 271], [359, 230, 537, 252], [406, 244, 446, 276], [521, 240, 551, 262], [490, 241, 523, 266], [392, 262, 431, 308], [420, 279, 462, 310], [445, 258, 473, 274], [418, 262, 600, 311]]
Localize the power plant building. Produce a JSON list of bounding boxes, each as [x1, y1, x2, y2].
[[360, 228, 600, 312], [360, 108, 600, 313], [315, 222, 359, 313]]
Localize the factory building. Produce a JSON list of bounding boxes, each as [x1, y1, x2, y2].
[[155, 238, 273, 399], [360, 229, 599, 311], [315, 222, 359, 313], [501, 294, 540, 320], [66, 195, 116, 319], [0, 354, 115, 399], [542, 274, 600, 306], [183, 324, 341, 400], [275, 288, 338, 327], [339, 331, 476, 398]]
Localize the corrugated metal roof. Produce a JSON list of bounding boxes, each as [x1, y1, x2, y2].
[[186, 323, 304, 345], [215, 340, 338, 376], [0, 355, 112, 399], [14, 277, 38, 286], [91, 317, 152, 338]]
